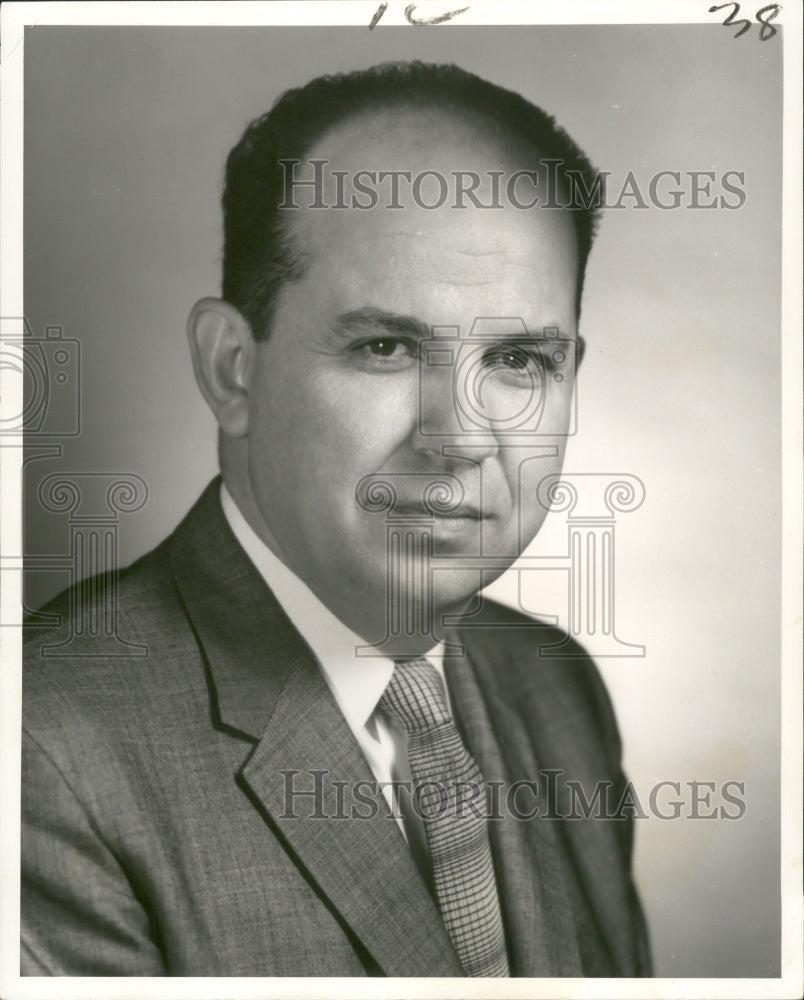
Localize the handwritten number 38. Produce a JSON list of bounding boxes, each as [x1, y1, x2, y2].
[[709, 2, 781, 39]]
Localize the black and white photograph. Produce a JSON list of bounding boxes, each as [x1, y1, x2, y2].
[[0, 2, 800, 997]]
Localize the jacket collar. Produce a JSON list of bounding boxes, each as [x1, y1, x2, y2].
[[167, 477, 308, 741]]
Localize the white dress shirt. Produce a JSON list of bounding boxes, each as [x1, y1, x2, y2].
[[220, 484, 455, 849]]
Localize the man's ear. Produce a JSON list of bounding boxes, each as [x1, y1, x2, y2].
[[187, 298, 254, 438]]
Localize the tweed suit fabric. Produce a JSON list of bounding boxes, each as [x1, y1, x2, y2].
[[22, 479, 652, 977]]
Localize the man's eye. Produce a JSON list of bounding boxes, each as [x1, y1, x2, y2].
[[353, 338, 417, 369], [366, 338, 409, 358], [482, 345, 538, 373]]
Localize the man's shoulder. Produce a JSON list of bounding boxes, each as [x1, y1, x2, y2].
[[23, 538, 191, 716], [462, 597, 621, 758], [22, 487, 221, 734], [24, 478, 224, 658], [462, 596, 595, 669], [25, 531, 180, 646]]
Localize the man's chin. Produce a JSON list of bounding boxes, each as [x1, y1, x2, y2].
[[361, 583, 484, 655]]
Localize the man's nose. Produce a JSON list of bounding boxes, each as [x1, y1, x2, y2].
[[411, 365, 499, 462]]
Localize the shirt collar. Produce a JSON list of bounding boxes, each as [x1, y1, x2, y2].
[[220, 484, 446, 733]]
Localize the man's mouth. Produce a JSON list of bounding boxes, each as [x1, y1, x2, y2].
[[392, 502, 488, 527]]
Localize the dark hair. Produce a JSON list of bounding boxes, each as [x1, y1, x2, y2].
[[222, 61, 601, 340]]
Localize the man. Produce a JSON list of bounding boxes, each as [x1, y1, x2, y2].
[[22, 62, 651, 977]]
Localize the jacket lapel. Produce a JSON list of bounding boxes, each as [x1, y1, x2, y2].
[[241, 662, 463, 977], [445, 643, 583, 977], [458, 619, 643, 977], [168, 481, 462, 976]]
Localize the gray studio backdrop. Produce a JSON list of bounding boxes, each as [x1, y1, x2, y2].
[[23, 25, 782, 978]]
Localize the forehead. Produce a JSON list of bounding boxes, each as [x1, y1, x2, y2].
[[281, 106, 578, 328], [308, 103, 536, 172]]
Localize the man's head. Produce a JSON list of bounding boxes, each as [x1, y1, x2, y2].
[[220, 61, 599, 341], [188, 62, 599, 652]]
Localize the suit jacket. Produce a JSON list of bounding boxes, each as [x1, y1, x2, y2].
[[22, 478, 651, 977]]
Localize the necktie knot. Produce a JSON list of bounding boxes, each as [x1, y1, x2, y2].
[[380, 657, 450, 733]]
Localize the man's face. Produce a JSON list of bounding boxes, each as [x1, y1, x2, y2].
[[243, 109, 579, 648]]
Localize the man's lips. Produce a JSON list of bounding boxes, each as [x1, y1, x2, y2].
[[392, 502, 489, 520]]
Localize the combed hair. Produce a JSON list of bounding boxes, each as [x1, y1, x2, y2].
[[222, 61, 601, 339]]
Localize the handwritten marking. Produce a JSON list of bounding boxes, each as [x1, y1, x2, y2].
[[368, 2, 388, 30], [708, 1, 781, 39], [755, 3, 781, 38], [404, 3, 471, 25]]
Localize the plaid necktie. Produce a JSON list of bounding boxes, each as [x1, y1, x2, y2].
[[379, 658, 510, 977]]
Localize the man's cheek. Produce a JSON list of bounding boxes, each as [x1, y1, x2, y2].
[[508, 454, 562, 542]]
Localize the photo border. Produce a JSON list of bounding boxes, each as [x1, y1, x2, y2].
[[1, 3, 800, 998]]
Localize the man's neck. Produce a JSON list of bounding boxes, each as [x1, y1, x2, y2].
[[220, 478, 469, 656]]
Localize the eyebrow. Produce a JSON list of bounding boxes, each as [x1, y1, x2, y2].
[[331, 306, 570, 342], [331, 307, 432, 341]]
